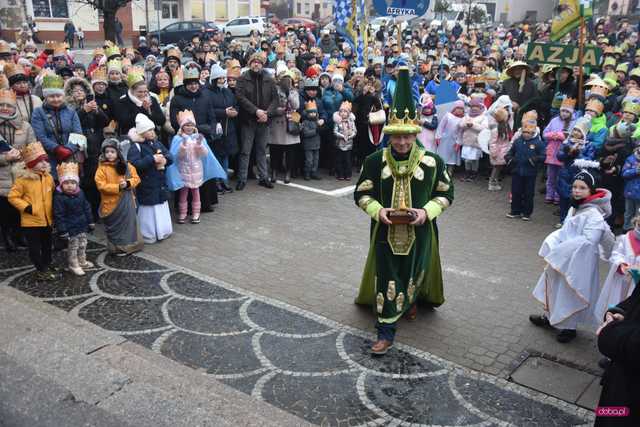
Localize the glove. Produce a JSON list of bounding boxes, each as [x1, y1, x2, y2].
[[24, 205, 32, 214], [54, 145, 73, 162]]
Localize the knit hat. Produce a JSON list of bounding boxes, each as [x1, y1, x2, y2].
[[572, 116, 592, 139], [57, 161, 79, 184], [42, 73, 65, 97], [331, 73, 344, 83], [101, 138, 119, 153], [572, 160, 601, 192], [21, 141, 48, 169], [209, 63, 226, 82], [177, 110, 196, 127], [135, 113, 155, 135]]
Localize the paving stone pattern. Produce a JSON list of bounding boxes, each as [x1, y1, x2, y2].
[[1, 244, 593, 426]]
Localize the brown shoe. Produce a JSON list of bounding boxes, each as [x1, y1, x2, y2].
[[370, 339, 393, 355], [406, 305, 417, 322]]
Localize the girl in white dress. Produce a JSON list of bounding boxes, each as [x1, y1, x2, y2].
[[530, 162, 615, 343]]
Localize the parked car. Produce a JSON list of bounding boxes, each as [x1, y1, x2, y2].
[[280, 17, 318, 31], [221, 16, 265, 37], [147, 21, 218, 46]]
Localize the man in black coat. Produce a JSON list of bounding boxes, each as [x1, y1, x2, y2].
[[595, 271, 640, 427], [169, 67, 219, 211], [235, 53, 279, 190], [500, 62, 539, 127]]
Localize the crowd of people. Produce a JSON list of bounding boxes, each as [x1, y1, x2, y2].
[[1, 15, 640, 423]]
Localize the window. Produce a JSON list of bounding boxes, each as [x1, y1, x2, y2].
[[236, 19, 250, 25], [162, 0, 179, 19], [297, 3, 302, 14], [33, 0, 69, 18], [192, 0, 204, 19], [164, 23, 180, 32], [215, 0, 227, 20], [238, 0, 250, 17]]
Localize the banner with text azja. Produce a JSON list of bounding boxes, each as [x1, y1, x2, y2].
[[526, 42, 602, 68]]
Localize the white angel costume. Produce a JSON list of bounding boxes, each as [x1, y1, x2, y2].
[[593, 231, 640, 323], [532, 189, 615, 330]]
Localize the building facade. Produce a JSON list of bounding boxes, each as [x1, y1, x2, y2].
[[291, 0, 332, 20], [0, 0, 261, 44]]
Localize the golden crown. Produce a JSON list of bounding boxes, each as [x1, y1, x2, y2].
[[91, 66, 108, 83], [21, 141, 46, 165], [44, 40, 56, 51], [0, 88, 16, 105], [166, 47, 182, 60], [56, 161, 79, 180], [560, 97, 577, 110], [590, 85, 609, 98], [384, 108, 422, 135], [177, 109, 196, 126], [126, 66, 145, 88], [105, 45, 121, 59]]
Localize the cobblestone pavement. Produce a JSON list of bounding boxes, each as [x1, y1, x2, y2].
[[0, 241, 593, 425]]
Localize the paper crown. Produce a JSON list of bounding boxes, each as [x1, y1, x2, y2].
[[93, 47, 104, 57], [304, 100, 317, 111], [0, 41, 11, 54], [56, 161, 79, 182], [105, 45, 121, 59], [383, 66, 421, 135], [585, 76, 608, 90], [107, 59, 122, 73], [585, 98, 605, 115], [177, 110, 196, 127], [166, 47, 182, 61], [339, 101, 352, 112], [623, 101, 640, 117], [52, 43, 66, 57], [183, 66, 200, 82], [42, 73, 64, 91], [21, 141, 47, 166], [91, 66, 108, 84], [560, 97, 577, 112], [522, 110, 538, 124], [617, 63, 629, 74], [590, 85, 609, 98], [126, 66, 145, 88], [44, 41, 56, 52], [603, 57, 617, 68], [0, 88, 16, 105], [3, 62, 27, 85]]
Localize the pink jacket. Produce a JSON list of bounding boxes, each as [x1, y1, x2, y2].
[[458, 114, 489, 149], [177, 134, 207, 188], [543, 115, 576, 166], [487, 115, 512, 166]]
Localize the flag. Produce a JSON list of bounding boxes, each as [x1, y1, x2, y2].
[[356, 0, 368, 66], [334, 0, 357, 51], [551, 0, 593, 41], [434, 80, 460, 124]]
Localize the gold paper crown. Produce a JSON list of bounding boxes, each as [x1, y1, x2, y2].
[[305, 100, 317, 110], [91, 66, 108, 83], [56, 161, 79, 181], [21, 141, 46, 165], [586, 98, 605, 115], [3, 62, 24, 80], [339, 101, 352, 112], [126, 66, 145, 88], [0, 41, 10, 54], [522, 110, 538, 125], [105, 45, 121, 59], [177, 110, 196, 126], [52, 43, 66, 57], [93, 47, 104, 57], [107, 59, 122, 73], [590, 85, 609, 98], [44, 40, 56, 52], [166, 47, 182, 60], [385, 108, 421, 134], [560, 97, 576, 111], [0, 88, 16, 105], [623, 101, 640, 116]]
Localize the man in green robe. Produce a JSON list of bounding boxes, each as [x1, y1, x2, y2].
[[354, 66, 454, 355]]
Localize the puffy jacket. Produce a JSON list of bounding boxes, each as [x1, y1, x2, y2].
[[31, 103, 82, 174], [0, 119, 36, 196], [505, 134, 546, 177], [459, 114, 489, 149], [588, 115, 608, 151], [208, 85, 239, 157], [8, 166, 55, 227], [53, 188, 93, 236], [127, 139, 173, 206], [556, 140, 597, 199], [322, 86, 354, 127], [172, 134, 207, 188], [235, 69, 279, 126], [622, 154, 640, 200], [169, 86, 218, 139], [94, 160, 140, 216]]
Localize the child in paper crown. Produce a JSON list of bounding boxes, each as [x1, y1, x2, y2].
[[417, 94, 438, 153], [487, 105, 512, 191], [8, 141, 57, 281], [127, 113, 173, 244], [621, 142, 640, 230], [333, 101, 357, 180], [53, 161, 95, 276], [542, 97, 577, 205], [505, 111, 546, 221], [301, 100, 322, 180], [165, 110, 226, 224], [556, 116, 597, 225], [531, 165, 614, 343]]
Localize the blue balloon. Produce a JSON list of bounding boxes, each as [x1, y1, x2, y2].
[[373, 0, 429, 17]]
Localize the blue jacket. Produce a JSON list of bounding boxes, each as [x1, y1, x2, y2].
[[322, 85, 354, 127], [622, 154, 640, 200], [505, 134, 546, 177], [53, 188, 93, 237], [31, 103, 82, 173], [208, 85, 239, 157], [556, 141, 597, 198], [127, 139, 174, 206]]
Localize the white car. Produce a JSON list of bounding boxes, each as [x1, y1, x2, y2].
[[222, 16, 265, 37]]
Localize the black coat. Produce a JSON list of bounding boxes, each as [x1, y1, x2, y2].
[[595, 284, 640, 427], [207, 85, 239, 157], [106, 82, 128, 109], [235, 70, 279, 126], [53, 189, 93, 237], [114, 93, 166, 135], [169, 85, 218, 139], [95, 91, 115, 122], [127, 139, 173, 206]]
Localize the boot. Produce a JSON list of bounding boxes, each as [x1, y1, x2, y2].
[[271, 169, 278, 183], [284, 170, 291, 184], [68, 251, 85, 276], [78, 251, 94, 269], [488, 179, 496, 191], [221, 182, 233, 193]]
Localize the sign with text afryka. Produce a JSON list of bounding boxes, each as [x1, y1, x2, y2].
[[373, 0, 430, 17], [526, 42, 603, 68]]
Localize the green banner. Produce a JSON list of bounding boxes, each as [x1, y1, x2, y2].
[[526, 42, 602, 68]]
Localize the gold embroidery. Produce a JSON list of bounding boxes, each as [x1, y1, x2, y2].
[[376, 293, 384, 313], [420, 155, 436, 167], [381, 165, 392, 180], [357, 179, 374, 192], [358, 195, 373, 210], [387, 175, 415, 255], [436, 181, 450, 191], [443, 169, 450, 182], [396, 292, 405, 312], [413, 167, 424, 181], [386, 281, 396, 301], [408, 278, 416, 301], [433, 196, 451, 209]]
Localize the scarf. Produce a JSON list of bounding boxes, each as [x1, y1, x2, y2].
[[0, 112, 18, 147], [590, 114, 607, 134], [16, 94, 34, 122], [127, 90, 144, 107]]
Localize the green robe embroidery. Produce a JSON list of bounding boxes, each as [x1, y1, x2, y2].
[[354, 143, 454, 323]]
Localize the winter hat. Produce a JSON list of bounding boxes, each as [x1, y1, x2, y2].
[[42, 73, 65, 97], [177, 110, 196, 128], [572, 116, 592, 139], [57, 161, 80, 184], [572, 160, 601, 192], [331, 73, 344, 83], [135, 113, 155, 135], [21, 141, 48, 169], [101, 138, 120, 153], [209, 63, 226, 82]]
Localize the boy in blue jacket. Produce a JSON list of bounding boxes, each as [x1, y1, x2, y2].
[[621, 143, 640, 230], [53, 162, 95, 276], [505, 111, 546, 221]]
